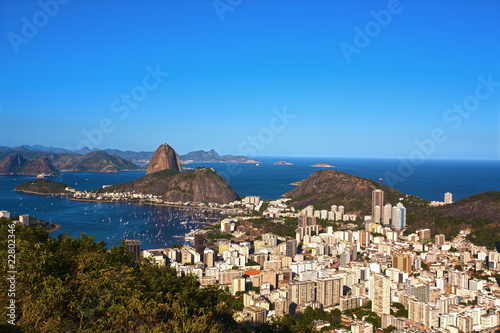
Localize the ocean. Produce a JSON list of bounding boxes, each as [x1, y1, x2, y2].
[[1, 157, 499, 249]]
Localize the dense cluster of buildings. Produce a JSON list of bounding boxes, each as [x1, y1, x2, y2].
[[4, 186, 499, 333], [127, 190, 500, 333]]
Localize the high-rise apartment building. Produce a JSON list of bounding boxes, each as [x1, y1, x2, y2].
[[316, 277, 342, 307], [391, 203, 406, 230], [203, 248, 215, 267], [289, 281, 316, 306], [285, 239, 298, 257], [298, 215, 317, 227], [194, 234, 205, 254], [274, 297, 290, 317], [371, 273, 391, 315], [392, 254, 412, 274], [19, 214, 30, 226], [125, 239, 141, 262], [383, 203, 392, 225], [434, 234, 446, 246], [372, 189, 384, 223]]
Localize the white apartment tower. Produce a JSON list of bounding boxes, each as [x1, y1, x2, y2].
[[444, 192, 453, 204]]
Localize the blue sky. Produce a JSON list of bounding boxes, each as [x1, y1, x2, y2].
[[0, 0, 499, 159]]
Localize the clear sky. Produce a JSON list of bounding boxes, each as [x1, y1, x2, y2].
[[0, 0, 499, 159]]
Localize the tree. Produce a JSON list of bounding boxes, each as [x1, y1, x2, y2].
[[0, 219, 239, 332], [384, 325, 397, 333]]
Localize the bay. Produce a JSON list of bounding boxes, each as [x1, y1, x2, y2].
[[1, 157, 499, 249]]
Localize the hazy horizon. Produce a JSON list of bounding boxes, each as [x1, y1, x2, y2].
[[3, 143, 500, 161]]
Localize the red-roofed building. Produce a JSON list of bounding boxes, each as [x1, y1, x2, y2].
[[244, 269, 261, 277]]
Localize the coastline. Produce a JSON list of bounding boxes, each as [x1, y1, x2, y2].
[[15, 189, 235, 213], [47, 223, 61, 233], [71, 196, 238, 213], [15, 189, 68, 196]]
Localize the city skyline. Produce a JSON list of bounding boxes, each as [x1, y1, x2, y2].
[[1, 0, 499, 159]]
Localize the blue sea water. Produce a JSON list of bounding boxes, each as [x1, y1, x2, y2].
[[189, 157, 500, 202], [1, 158, 499, 249]]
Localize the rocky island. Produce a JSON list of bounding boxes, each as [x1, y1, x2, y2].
[[274, 161, 293, 165], [311, 162, 334, 167]]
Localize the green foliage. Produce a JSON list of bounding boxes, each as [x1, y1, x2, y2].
[[315, 219, 340, 230], [466, 225, 500, 249], [259, 201, 270, 212], [0, 219, 238, 332], [391, 302, 408, 318], [239, 217, 297, 238], [206, 231, 232, 242], [15, 179, 70, 194], [262, 306, 342, 332], [384, 325, 397, 333], [343, 304, 381, 327], [245, 260, 260, 267], [404, 202, 499, 250]]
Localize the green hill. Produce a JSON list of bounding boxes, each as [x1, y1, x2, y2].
[[405, 191, 500, 249], [15, 179, 71, 195], [98, 167, 240, 204], [284, 169, 427, 215]]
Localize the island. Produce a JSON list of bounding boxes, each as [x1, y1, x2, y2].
[[274, 161, 293, 165], [14, 179, 72, 195], [311, 162, 334, 167]]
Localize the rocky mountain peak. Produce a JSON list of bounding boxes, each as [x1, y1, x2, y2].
[[146, 143, 182, 174]]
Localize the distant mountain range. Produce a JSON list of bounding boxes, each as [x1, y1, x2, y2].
[[0, 145, 153, 162], [0, 145, 258, 165], [0, 150, 139, 175], [180, 149, 259, 164], [0, 154, 58, 175], [15, 143, 241, 204]]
